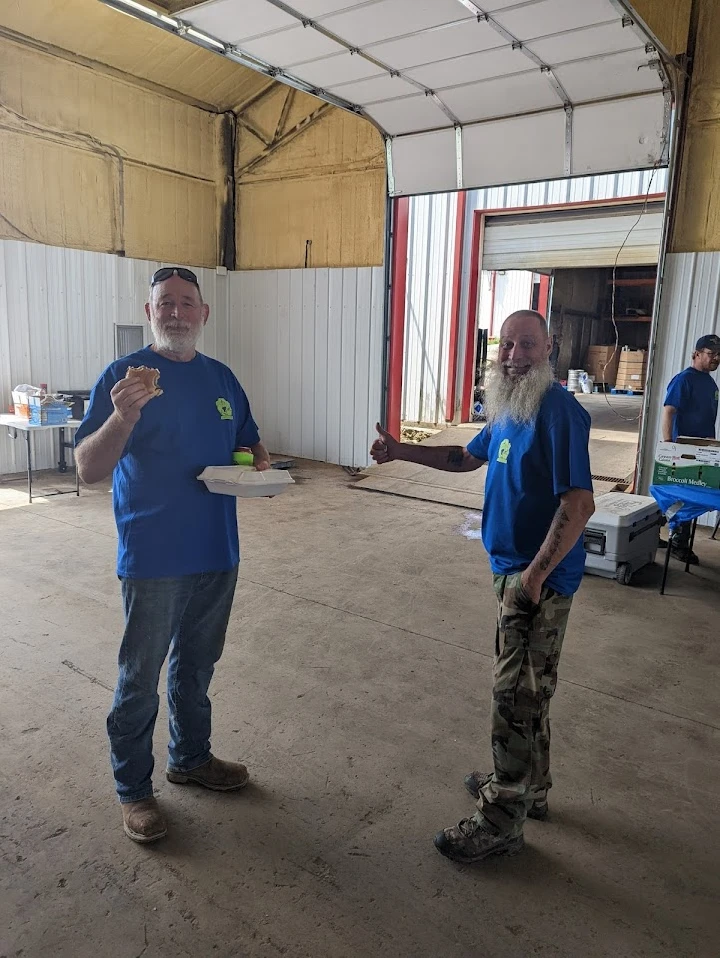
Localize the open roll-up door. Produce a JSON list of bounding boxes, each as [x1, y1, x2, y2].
[[482, 202, 664, 270]]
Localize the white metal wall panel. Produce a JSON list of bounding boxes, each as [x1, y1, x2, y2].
[[402, 192, 457, 425], [478, 271, 534, 335], [447, 170, 668, 422], [482, 209, 663, 270], [469, 168, 668, 214], [639, 252, 720, 528], [228, 268, 384, 468], [0, 239, 228, 476]]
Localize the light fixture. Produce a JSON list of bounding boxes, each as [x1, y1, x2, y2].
[[97, 0, 363, 117]]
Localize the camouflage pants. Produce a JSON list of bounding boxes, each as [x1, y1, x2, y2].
[[476, 572, 574, 836]]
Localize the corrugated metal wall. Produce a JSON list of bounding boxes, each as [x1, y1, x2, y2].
[[478, 271, 534, 335], [402, 192, 457, 425], [0, 240, 383, 476], [469, 168, 668, 213], [445, 169, 668, 422], [0, 239, 229, 476], [229, 268, 384, 467], [639, 251, 720, 526]]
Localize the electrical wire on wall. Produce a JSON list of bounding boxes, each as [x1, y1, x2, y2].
[[598, 133, 671, 423]]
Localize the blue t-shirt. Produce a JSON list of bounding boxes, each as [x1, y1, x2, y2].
[[466, 383, 593, 595], [75, 347, 260, 579], [663, 367, 718, 440]]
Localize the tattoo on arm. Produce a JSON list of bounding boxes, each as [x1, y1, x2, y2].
[[446, 446, 464, 468], [537, 507, 570, 572]]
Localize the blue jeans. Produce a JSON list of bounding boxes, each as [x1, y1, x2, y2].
[[107, 567, 238, 803]]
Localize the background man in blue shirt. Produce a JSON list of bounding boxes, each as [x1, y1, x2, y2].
[[661, 333, 720, 564], [76, 267, 270, 844], [371, 310, 594, 864]]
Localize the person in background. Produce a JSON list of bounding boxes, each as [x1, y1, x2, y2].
[[371, 310, 594, 865], [661, 333, 720, 564], [75, 267, 270, 844]]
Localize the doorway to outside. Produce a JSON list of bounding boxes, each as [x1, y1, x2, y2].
[[472, 261, 657, 493]]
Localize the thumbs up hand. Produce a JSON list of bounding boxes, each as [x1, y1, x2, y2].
[[370, 422, 399, 464]]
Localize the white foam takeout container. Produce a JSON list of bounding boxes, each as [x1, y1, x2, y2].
[[197, 465, 294, 498]]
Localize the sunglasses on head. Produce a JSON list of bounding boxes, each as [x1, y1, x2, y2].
[[150, 267, 200, 289]]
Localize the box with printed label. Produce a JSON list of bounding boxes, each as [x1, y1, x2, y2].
[[27, 396, 70, 426], [652, 439, 720, 489]]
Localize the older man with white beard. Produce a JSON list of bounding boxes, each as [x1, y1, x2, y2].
[[371, 310, 595, 864], [76, 267, 270, 844]]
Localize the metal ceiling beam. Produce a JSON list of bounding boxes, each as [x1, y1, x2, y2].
[[236, 102, 332, 176]]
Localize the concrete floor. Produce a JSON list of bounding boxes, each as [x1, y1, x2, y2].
[[1, 462, 719, 958]]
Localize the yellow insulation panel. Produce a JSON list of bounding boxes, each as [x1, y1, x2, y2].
[[0, 35, 223, 266], [629, 0, 692, 56], [0, 128, 119, 251], [0, 0, 269, 112], [670, 0, 720, 253], [124, 165, 219, 267], [236, 104, 386, 269]]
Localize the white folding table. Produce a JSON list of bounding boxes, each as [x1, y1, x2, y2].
[[0, 415, 83, 503]]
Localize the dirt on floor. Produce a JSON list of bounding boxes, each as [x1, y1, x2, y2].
[[1, 461, 719, 958]]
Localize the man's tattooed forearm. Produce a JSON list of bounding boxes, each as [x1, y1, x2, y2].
[[537, 507, 570, 571], [447, 446, 465, 467]]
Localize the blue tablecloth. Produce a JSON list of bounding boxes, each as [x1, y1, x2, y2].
[[650, 483, 720, 524]]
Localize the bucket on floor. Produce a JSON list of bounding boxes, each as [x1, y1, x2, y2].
[[567, 369, 584, 393]]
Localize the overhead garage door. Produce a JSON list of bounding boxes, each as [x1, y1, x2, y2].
[[482, 203, 664, 270]]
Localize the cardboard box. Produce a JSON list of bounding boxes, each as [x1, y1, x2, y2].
[[652, 439, 720, 489], [27, 396, 70, 426], [584, 346, 619, 385], [617, 351, 647, 370]]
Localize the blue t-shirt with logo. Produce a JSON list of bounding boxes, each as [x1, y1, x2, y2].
[[663, 367, 718, 440], [75, 347, 260, 579], [466, 383, 593, 595]]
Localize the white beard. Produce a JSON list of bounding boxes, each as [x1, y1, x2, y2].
[[151, 320, 201, 355], [483, 361, 554, 426]]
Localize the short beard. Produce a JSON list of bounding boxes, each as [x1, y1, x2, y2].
[[483, 361, 554, 426], [151, 321, 201, 355]]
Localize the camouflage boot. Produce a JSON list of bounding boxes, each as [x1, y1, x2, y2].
[[433, 814, 524, 864]]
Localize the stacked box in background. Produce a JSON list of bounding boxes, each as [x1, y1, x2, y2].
[[615, 348, 647, 392], [584, 345, 619, 387]]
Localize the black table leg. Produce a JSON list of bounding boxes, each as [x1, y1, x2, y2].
[[26, 431, 32, 504], [712, 514, 720, 541], [58, 427, 68, 473], [660, 522, 673, 595], [685, 519, 698, 573]]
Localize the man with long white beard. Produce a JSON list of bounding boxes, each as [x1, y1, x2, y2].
[[76, 268, 270, 844], [371, 310, 595, 864]]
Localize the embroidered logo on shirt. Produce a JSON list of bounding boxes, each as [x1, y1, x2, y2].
[[497, 439, 511, 464], [216, 398, 233, 420]]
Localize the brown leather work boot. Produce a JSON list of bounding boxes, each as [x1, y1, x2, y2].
[[166, 755, 250, 791], [121, 797, 167, 844]]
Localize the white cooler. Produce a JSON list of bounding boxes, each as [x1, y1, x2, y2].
[[583, 492, 662, 585]]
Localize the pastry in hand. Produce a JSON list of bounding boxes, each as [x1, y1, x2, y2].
[[125, 365, 162, 398]]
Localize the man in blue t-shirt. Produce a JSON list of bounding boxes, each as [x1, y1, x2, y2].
[[661, 333, 720, 564], [371, 310, 594, 865], [75, 267, 270, 845]]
